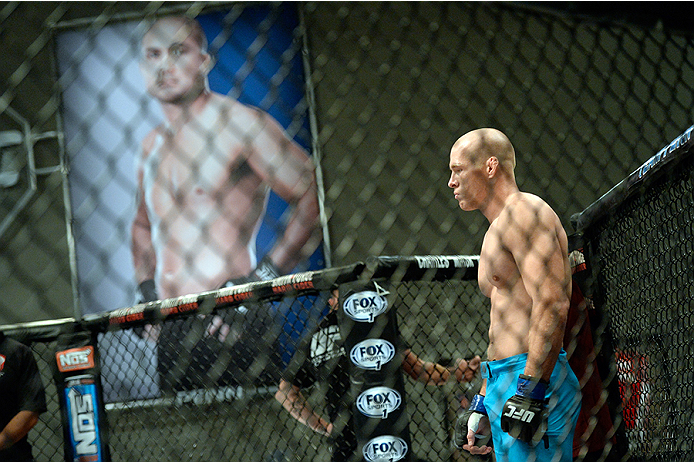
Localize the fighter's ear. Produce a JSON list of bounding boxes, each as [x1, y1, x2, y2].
[[486, 156, 499, 178], [200, 52, 215, 75]]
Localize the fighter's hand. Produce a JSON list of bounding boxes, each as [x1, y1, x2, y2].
[[454, 355, 482, 383], [453, 394, 492, 455], [205, 315, 232, 343], [500, 375, 548, 445], [307, 417, 333, 437], [141, 324, 161, 343]]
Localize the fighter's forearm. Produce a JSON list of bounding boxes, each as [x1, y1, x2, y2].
[[403, 351, 479, 385], [0, 411, 39, 452], [403, 351, 451, 385], [275, 383, 331, 435], [131, 217, 156, 282], [525, 299, 569, 381], [269, 188, 320, 273], [131, 167, 157, 282], [132, 242, 156, 282]]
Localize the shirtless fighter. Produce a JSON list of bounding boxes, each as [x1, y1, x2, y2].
[[132, 16, 320, 302], [448, 128, 581, 461], [130, 16, 320, 389]]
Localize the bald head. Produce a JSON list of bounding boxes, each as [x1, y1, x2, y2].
[[142, 16, 208, 54], [452, 128, 516, 173]]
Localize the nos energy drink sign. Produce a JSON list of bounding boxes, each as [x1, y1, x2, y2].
[[65, 375, 104, 461], [54, 338, 110, 462]]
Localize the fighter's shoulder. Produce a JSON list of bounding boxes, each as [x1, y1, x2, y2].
[[503, 192, 559, 228], [211, 93, 272, 123], [209, 94, 286, 145], [140, 126, 166, 157], [0, 336, 31, 362]]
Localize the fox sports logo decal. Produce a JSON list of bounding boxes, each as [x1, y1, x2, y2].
[[362, 435, 408, 462], [357, 386, 402, 419], [343, 290, 388, 322], [350, 339, 396, 370]]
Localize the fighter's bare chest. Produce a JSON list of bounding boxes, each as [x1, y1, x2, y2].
[[144, 134, 254, 197], [478, 228, 521, 295]]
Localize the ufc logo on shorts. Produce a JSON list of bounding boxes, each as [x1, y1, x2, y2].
[[503, 405, 535, 423]]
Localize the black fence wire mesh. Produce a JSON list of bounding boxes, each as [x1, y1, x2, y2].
[[8, 258, 492, 462], [571, 128, 694, 462], [2, 1, 694, 461]]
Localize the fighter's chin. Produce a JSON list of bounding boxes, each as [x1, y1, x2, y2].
[[145, 84, 184, 102], [150, 90, 186, 104], [457, 200, 476, 212]]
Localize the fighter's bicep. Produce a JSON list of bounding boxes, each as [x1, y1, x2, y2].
[[519, 228, 565, 291], [508, 208, 566, 300]]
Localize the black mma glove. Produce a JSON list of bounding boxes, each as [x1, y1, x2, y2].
[[251, 255, 281, 281], [223, 275, 254, 288], [223, 256, 281, 288], [453, 394, 492, 450], [500, 374, 549, 446], [135, 279, 158, 304], [222, 255, 280, 287]]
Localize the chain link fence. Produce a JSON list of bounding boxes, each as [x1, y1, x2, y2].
[[2, 1, 694, 461], [571, 127, 694, 462], [10, 260, 489, 462]]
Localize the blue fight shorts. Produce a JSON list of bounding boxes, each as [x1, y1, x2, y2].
[[481, 351, 581, 462]]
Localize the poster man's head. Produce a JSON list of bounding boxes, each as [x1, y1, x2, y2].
[[139, 16, 213, 104]]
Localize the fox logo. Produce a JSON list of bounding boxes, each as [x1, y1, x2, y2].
[[356, 387, 402, 419], [362, 435, 408, 462], [343, 291, 388, 322], [350, 339, 396, 370]]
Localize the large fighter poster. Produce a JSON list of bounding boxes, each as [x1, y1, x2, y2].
[[56, 5, 325, 315], [55, 5, 326, 399]]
